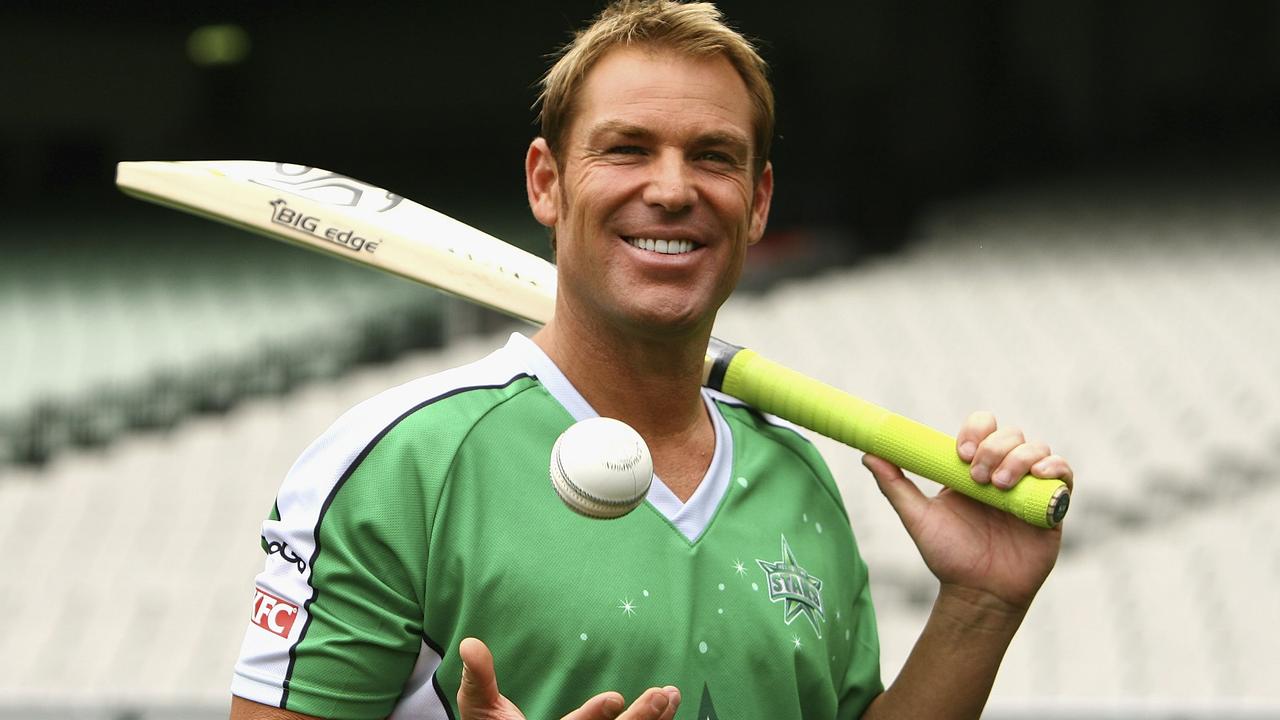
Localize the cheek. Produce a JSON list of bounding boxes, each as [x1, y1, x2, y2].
[[705, 176, 756, 217], [560, 168, 612, 225]]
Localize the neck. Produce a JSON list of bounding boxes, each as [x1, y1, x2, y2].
[[532, 303, 715, 500]]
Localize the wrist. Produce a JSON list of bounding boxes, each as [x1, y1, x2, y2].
[[933, 583, 1029, 635]]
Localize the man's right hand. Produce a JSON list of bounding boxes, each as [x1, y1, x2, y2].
[[457, 637, 680, 720]]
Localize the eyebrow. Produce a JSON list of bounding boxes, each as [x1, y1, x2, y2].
[[586, 120, 655, 143], [587, 120, 751, 156]]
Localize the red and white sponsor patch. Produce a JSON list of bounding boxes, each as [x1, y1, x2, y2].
[[252, 587, 300, 638]]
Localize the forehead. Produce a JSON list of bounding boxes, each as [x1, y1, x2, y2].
[[570, 46, 754, 144]]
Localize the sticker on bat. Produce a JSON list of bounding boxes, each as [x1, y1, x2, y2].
[[250, 163, 404, 213], [269, 198, 381, 253]]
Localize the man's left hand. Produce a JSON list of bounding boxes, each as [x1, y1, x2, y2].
[[862, 410, 1073, 612]]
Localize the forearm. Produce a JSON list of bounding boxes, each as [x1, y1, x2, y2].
[[861, 585, 1027, 720]]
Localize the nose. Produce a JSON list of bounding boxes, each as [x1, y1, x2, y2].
[[642, 150, 696, 212]]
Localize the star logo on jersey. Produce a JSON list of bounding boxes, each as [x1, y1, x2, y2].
[[757, 535, 825, 638]]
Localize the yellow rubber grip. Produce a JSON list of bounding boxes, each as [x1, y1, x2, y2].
[[720, 349, 1067, 528]]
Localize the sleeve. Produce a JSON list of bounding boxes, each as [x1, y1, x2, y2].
[[230, 401, 440, 720], [837, 553, 884, 720]]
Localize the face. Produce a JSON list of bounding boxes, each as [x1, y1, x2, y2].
[[527, 46, 773, 340]]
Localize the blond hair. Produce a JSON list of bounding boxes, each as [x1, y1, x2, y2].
[[536, 0, 774, 176]]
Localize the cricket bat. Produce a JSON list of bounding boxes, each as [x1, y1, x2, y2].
[[116, 161, 1069, 528]]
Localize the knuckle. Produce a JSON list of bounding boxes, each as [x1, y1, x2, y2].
[[1009, 447, 1036, 463], [976, 435, 1003, 456], [988, 429, 1019, 450], [1024, 441, 1051, 457], [970, 409, 997, 427]]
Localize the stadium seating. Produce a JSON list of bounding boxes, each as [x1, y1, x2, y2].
[[0, 216, 448, 468], [2, 176, 1277, 718]]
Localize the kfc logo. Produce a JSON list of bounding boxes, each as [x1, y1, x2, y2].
[[252, 587, 300, 638]]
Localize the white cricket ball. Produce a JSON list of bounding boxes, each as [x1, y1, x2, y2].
[[550, 417, 653, 519]]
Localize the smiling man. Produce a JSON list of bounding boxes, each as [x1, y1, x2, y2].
[[524, 43, 773, 505], [229, 3, 1072, 720]]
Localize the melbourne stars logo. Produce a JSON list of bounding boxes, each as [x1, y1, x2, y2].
[[756, 535, 825, 638]]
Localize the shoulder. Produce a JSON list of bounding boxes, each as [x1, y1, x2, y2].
[[275, 344, 542, 511], [706, 387, 829, 473], [241, 356, 544, 719], [313, 346, 534, 460], [706, 388, 849, 520]]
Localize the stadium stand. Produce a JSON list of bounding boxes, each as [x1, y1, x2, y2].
[[1, 175, 1278, 718], [0, 215, 451, 469]]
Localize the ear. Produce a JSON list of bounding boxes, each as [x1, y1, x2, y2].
[[526, 137, 561, 228], [747, 161, 774, 246]]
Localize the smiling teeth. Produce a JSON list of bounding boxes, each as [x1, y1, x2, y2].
[[626, 238, 696, 255]]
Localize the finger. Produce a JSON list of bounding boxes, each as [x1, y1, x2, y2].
[[657, 687, 680, 720], [616, 687, 679, 720], [863, 454, 928, 528], [991, 441, 1051, 490], [458, 637, 503, 713], [955, 410, 997, 462], [561, 691, 626, 720], [969, 426, 1026, 485], [1031, 454, 1074, 490]]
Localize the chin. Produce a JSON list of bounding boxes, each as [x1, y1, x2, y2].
[[621, 302, 716, 339]]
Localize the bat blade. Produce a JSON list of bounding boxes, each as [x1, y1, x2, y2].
[[115, 161, 557, 326]]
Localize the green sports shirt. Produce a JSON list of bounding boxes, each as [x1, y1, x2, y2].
[[232, 333, 882, 718]]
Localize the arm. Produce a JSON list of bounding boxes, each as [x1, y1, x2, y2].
[[860, 412, 1073, 720], [859, 586, 1025, 719]]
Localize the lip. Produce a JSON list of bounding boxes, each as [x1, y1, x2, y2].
[[617, 236, 707, 268]]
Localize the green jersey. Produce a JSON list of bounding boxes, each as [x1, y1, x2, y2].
[[232, 334, 881, 718]]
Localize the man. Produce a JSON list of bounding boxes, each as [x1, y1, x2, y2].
[[230, 2, 1073, 719]]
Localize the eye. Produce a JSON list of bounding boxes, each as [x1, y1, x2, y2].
[[696, 150, 742, 167], [608, 145, 646, 156]]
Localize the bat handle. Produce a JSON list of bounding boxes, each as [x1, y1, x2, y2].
[[704, 339, 1069, 528]]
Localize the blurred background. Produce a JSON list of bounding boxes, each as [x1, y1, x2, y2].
[[2, 0, 1278, 718]]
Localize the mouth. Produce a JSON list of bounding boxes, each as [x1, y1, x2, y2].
[[622, 236, 701, 255]]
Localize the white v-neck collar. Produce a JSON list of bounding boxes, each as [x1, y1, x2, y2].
[[507, 332, 732, 543]]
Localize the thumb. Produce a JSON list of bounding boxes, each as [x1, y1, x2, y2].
[[458, 637, 503, 715], [862, 454, 928, 528]]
